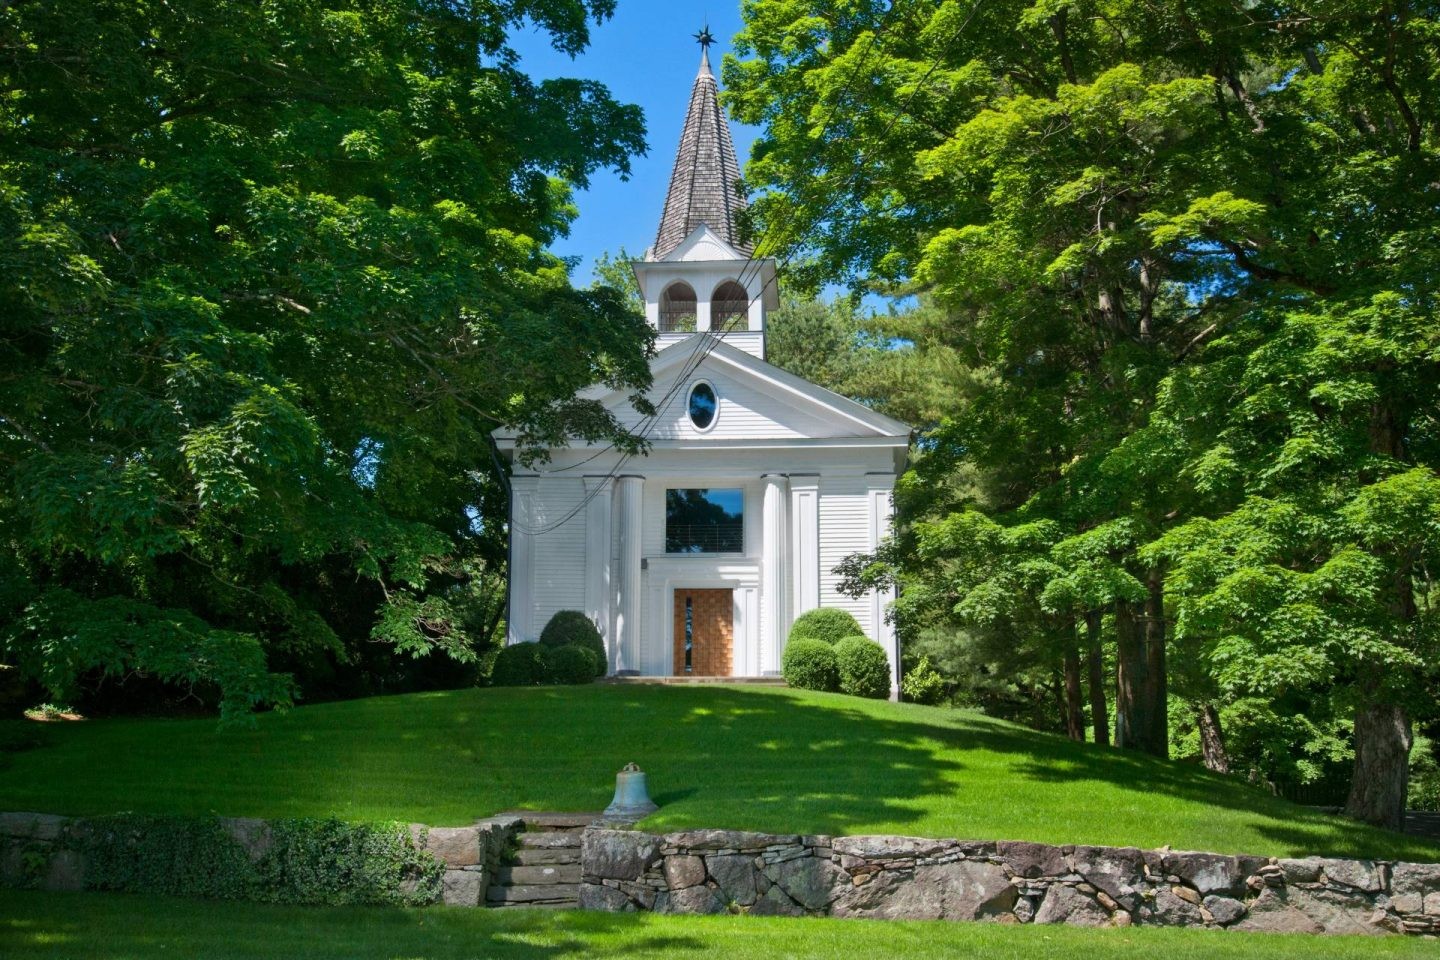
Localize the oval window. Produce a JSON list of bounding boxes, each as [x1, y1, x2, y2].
[[688, 381, 717, 431]]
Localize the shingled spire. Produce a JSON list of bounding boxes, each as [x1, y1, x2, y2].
[[650, 29, 751, 261]]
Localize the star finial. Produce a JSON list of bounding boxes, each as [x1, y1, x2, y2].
[[694, 25, 715, 50]]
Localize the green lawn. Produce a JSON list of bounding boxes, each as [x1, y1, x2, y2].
[[2, 890, 1436, 960], [0, 685, 1434, 861]]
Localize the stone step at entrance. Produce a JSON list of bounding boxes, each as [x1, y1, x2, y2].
[[485, 812, 596, 910]]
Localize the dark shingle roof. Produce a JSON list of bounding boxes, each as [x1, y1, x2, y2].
[[651, 47, 752, 261]]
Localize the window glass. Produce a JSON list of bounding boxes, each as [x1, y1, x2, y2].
[[665, 488, 743, 554], [688, 381, 717, 430]]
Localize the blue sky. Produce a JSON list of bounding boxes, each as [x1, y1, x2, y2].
[[508, 2, 758, 285]]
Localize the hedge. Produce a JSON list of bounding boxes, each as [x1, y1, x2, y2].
[[834, 636, 891, 699], [538, 610, 607, 676], [782, 638, 839, 692], [788, 608, 863, 646]]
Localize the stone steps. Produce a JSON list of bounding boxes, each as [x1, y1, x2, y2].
[[484, 812, 595, 910], [497, 864, 582, 885]]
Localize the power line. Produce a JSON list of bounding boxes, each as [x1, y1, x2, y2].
[[511, 0, 978, 536]]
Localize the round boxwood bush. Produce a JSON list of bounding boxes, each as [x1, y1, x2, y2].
[[782, 638, 839, 692], [834, 635, 891, 699], [543, 643, 598, 685], [788, 608, 864, 646], [491, 642, 545, 686], [539, 610, 606, 676]]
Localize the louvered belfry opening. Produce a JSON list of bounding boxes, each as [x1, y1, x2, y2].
[[651, 44, 752, 261], [711, 280, 749, 331]]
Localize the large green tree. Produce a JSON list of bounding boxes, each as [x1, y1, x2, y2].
[[0, 0, 653, 720], [730, 0, 1438, 827]]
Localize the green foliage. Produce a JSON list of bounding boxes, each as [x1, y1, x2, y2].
[[834, 636, 891, 700], [0, 0, 652, 717], [591, 248, 644, 314], [901, 656, 946, 706], [80, 815, 256, 900], [1411, 736, 1440, 813], [257, 819, 441, 906], [732, 0, 1440, 823], [538, 611, 606, 676], [76, 815, 441, 906], [780, 638, 839, 692], [491, 643, 546, 687], [541, 644, 597, 685], [788, 609, 863, 646]]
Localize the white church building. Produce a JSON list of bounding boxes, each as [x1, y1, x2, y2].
[[494, 36, 911, 691]]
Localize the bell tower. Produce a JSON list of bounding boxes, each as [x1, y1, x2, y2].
[[631, 28, 778, 360]]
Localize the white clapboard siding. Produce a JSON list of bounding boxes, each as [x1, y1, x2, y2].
[[818, 475, 876, 638], [615, 366, 839, 441], [528, 478, 587, 635]]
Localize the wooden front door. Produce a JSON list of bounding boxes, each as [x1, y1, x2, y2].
[[673, 588, 733, 676]]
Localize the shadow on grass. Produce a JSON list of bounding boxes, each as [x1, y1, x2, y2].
[[0, 891, 704, 960], [614, 687, 1437, 861], [1, 684, 1435, 863]]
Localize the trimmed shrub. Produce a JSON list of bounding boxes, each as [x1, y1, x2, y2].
[[788, 608, 863, 646], [543, 644, 597, 685], [901, 655, 947, 706], [538, 610, 606, 676], [491, 642, 545, 686], [835, 636, 891, 699], [782, 638, 839, 692]]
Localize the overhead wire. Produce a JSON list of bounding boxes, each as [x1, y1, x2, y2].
[[510, 0, 980, 536]]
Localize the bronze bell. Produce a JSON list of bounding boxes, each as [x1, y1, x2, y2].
[[604, 761, 659, 820]]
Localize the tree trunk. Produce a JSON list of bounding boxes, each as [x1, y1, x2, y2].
[[1115, 597, 1166, 757], [1143, 568, 1169, 758], [1085, 611, 1109, 746], [1196, 702, 1230, 774], [1345, 698, 1412, 830], [1113, 600, 1143, 751], [1063, 647, 1085, 742], [1343, 397, 1415, 829]]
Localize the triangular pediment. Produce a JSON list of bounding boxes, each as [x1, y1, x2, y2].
[[582, 337, 912, 444], [659, 224, 748, 263]]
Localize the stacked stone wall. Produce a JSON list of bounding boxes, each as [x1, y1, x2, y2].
[[580, 827, 1440, 936]]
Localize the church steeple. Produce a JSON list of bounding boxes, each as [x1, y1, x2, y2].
[[651, 27, 751, 261]]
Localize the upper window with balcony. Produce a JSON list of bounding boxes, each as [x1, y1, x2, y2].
[[665, 488, 744, 554]]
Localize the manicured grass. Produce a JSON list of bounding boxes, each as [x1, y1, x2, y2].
[[0, 685, 1434, 860], [2, 890, 1435, 960]]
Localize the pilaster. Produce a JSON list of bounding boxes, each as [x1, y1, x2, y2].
[[583, 475, 614, 673], [613, 476, 645, 675], [761, 473, 790, 675]]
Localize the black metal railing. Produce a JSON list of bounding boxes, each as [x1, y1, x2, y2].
[[665, 523, 744, 554], [712, 299, 749, 330], [659, 308, 697, 333]]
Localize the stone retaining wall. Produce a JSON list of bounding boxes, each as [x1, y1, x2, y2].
[[580, 828, 1440, 936], [0, 811, 519, 907]]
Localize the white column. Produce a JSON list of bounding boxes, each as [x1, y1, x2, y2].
[[789, 475, 820, 618], [760, 473, 790, 675], [867, 474, 900, 699], [507, 477, 538, 644], [613, 475, 645, 675], [583, 475, 614, 673]]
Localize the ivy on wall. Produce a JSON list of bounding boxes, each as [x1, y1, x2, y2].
[[71, 815, 442, 906]]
